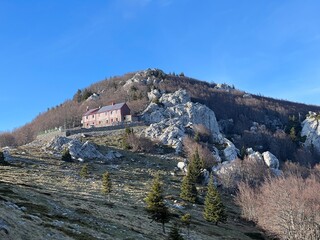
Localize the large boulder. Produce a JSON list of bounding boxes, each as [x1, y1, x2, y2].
[[46, 136, 121, 161], [142, 89, 222, 153], [246, 148, 264, 163], [223, 139, 239, 161], [262, 151, 279, 169], [301, 112, 320, 153]]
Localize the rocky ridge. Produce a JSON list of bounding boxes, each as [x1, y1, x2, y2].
[[141, 89, 223, 153]]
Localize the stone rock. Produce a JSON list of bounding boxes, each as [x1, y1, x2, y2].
[[46, 136, 122, 161], [270, 168, 283, 176], [243, 93, 252, 98], [262, 151, 279, 169], [147, 89, 161, 101], [301, 112, 320, 153], [214, 83, 234, 90], [142, 89, 221, 153], [212, 146, 222, 163], [201, 169, 210, 185], [247, 149, 264, 163], [0, 219, 9, 235], [123, 69, 164, 89], [158, 89, 190, 107], [213, 160, 237, 175], [177, 161, 187, 173], [86, 93, 100, 101], [223, 138, 239, 161]]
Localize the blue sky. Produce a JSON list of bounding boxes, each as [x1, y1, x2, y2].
[[1, 0, 320, 131]]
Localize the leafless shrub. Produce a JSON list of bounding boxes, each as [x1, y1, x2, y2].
[[236, 174, 320, 240], [193, 124, 212, 143], [218, 156, 270, 192], [235, 181, 260, 222], [183, 136, 217, 169], [126, 133, 155, 153], [282, 161, 310, 178], [0, 132, 16, 147]]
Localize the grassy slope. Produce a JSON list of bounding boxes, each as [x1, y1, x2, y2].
[[0, 131, 268, 240]]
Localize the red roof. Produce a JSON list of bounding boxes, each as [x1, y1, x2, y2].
[[83, 108, 99, 116]]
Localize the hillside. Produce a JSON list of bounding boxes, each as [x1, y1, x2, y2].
[[2, 68, 320, 164], [1, 69, 320, 239], [0, 127, 271, 240]]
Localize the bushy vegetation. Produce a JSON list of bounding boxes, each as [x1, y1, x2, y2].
[[167, 224, 184, 240], [101, 171, 112, 194], [122, 128, 155, 153], [236, 167, 320, 239], [203, 174, 227, 225], [80, 164, 89, 178], [0, 151, 7, 165]]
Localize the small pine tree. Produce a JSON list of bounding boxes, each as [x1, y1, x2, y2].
[[144, 173, 170, 233], [194, 132, 200, 142], [101, 171, 112, 194], [61, 148, 72, 162], [0, 151, 6, 165], [290, 127, 297, 142], [80, 164, 89, 178], [180, 174, 197, 203], [188, 149, 204, 184], [181, 213, 191, 237], [240, 146, 246, 160], [203, 174, 227, 225], [167, 223, 184, 240], [122, 128, 133, 149]]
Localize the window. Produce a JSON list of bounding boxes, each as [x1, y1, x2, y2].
[[106, 120, 108, 124], [116, 118, 118, 122], [111, 119, 113, 123], [86, 116, 88, 119], [92, 115, 95, 118]]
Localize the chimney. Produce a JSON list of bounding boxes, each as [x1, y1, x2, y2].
[[112, 102, 115, 105], [86, 106, 89, 111], [99, 106, 101, 109]]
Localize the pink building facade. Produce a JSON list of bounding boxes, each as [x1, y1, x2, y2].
[[82, 102, 131, 128]]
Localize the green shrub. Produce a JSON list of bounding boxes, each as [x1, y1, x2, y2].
[[101, 171, 112, 194], [80, 164, 89, 178], [61, 148, 72, 162]]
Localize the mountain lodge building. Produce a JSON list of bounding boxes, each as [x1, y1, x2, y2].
[[82, 102, 132, 128]]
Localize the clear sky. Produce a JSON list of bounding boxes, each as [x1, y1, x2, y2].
[[1, 0, 320, 131]]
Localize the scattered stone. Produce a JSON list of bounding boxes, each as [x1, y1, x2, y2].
[[177, 160, 187, 173], [262, 151, 279, 169]]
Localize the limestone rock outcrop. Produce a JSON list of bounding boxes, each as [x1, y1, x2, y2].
[[142, 89, 222, 153], [301, 112, 320, 153], [46, 136, 122, 161]]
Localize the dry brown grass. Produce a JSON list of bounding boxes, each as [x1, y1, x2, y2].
[[0, 136, 269, 240]]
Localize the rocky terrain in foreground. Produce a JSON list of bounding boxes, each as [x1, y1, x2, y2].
[[0, 132, 268, 240]]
